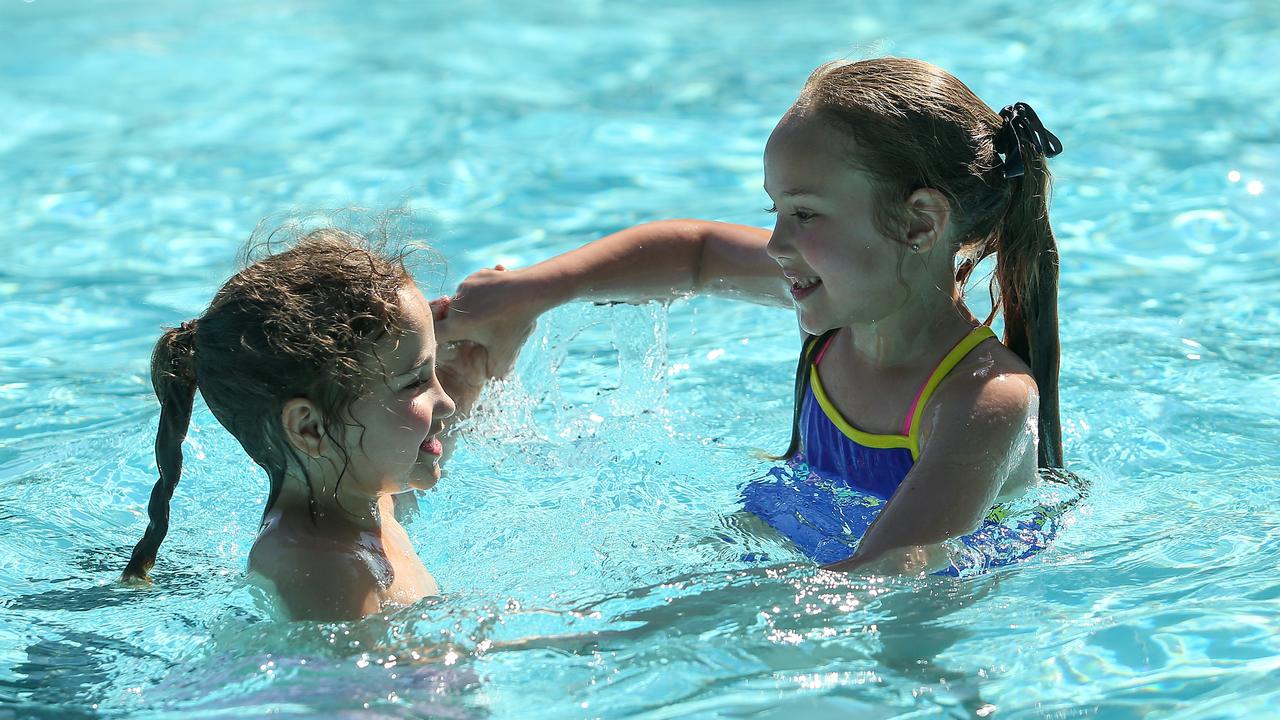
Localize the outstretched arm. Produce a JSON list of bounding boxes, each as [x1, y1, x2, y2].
[[436, 220, 787, 375], [508, 219, 786, 307]]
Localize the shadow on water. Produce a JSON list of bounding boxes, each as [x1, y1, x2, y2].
[[473, 467, 1094, 716], [102, 600, 494, 719], [0, 554, 244, 714], [0, 702, 97, 720], [485, 562, 1008, 716], [149, 650, 486, 720], [2, 601, 488, 719], [6, 545, 226, 616], [0, 624, 160, 718]]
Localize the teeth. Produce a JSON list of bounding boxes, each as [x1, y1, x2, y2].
[[791, 277, 820, 289]]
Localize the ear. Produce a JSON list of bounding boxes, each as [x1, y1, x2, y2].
[[904, 188, 951, 253], [281, 398, 326, 458]]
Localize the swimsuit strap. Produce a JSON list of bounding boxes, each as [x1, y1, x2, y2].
[[806, 326, 995, 460], [903, 325, 998, 451], [782, 329, 840, 460], [814, 331, 838, 366], [807, 329, 915, 455]]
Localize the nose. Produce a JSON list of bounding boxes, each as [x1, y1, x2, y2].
[[765, 218, 791, 262], [435, 385, 457, 420]]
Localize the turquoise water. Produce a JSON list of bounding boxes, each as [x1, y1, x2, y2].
[[2, 0, 1279, 717]]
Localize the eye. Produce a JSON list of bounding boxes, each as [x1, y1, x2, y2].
[[792, 209, 817, 222], [765, 204, 778, 214], [402, 370, 435, 393]]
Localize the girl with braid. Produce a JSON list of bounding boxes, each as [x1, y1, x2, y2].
[[121, 228, 491, 620], [438, 57, 1068, 575]]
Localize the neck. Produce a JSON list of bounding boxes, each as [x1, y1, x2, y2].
[[274, 473, 386, 533], [842, 288, 976, 370]]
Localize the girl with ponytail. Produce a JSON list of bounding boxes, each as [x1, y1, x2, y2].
[[122, 228, 491, 620], [438, 57, 1067, 575]]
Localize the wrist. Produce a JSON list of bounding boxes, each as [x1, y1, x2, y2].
[[515, 263, 575, 314]]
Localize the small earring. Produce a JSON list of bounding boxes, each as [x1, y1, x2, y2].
[[910, 243, 920, 253]]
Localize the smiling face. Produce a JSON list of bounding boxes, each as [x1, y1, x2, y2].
[[335, 284, 456, 495], [763, 112, 918, 334]]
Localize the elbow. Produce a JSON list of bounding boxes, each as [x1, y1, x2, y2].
[[637, 219, 712, 288], [690, 223, 710, 291], [654, 220, 713, 291]]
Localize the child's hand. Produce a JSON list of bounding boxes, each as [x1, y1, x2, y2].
[[434, 338, 490, 419], [433, 265, 540, 378]]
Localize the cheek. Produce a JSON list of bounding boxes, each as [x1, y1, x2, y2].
[[794, 227, 833, 263], [850, 217, 904, 276], [401, 395, 436, 430], [353, 396, 431, 451], [798, 226, 884, 276]]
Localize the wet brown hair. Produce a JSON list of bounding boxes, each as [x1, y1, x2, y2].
[[781, 57, 1063, 468], [121, 228, 416, 582]]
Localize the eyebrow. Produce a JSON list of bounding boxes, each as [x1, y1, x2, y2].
[[393, 352, 436, 382], [763, 185, 819, 198]]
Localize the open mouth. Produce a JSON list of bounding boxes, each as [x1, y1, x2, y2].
[[419, 436, 443, 456], [789, 276, 822, 301]]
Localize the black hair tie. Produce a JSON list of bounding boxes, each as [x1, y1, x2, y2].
[[995, 102, 1063, 179]]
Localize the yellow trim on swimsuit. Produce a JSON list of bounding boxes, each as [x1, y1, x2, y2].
[[808, 365, 916, 455], [808, 325, 997, 462]]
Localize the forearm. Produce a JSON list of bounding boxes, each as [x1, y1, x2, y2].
[[512, 220, 716, 311], [440, 219, 781, 369]]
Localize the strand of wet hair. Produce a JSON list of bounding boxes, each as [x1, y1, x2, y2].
[[122, 323, 199, 582]]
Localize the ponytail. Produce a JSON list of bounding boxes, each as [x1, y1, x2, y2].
[[122, 322, 199, 582], [995, 148, 1063, 469]]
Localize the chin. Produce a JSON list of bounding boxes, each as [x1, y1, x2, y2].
[[407, 466, 442, 491], [796, 311, 837, 336]]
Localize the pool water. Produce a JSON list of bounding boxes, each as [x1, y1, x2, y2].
[[2, 0, 1278, 717]]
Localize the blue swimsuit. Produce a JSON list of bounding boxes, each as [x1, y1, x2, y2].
[[741, 326, 1060, 573]]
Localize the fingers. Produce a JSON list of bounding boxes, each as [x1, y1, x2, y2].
[[436, 340, 491, 420], [432, 313, 460, 346], [457, 341, 490, 376], [433, 264, 526, 356], [437, 340, 490, 378], [429, 295, 451, 322], [483, 320, 535, 378]]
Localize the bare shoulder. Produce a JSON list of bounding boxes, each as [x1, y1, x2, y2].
[[918, 337, 1039, 466], [248, 523, 381, 621]]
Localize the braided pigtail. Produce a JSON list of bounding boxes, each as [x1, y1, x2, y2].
[[122, 321, 199, 582], [993, 103, 1064, 468]]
